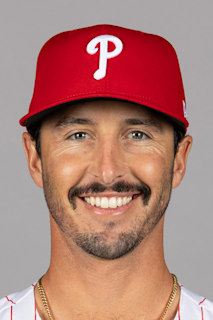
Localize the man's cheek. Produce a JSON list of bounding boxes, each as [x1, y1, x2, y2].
[[50, 164, 87, 202], [133, 158, 166, 186]]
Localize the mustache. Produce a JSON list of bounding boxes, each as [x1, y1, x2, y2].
[[68, 180, 151, 209]]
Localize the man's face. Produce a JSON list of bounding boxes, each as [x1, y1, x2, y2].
[[37, 100, 178, 259]]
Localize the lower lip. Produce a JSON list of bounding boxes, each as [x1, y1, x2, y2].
[[79, 195, 140, 216]]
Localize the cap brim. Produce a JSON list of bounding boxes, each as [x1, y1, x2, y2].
[[21, 97, 186, 134]]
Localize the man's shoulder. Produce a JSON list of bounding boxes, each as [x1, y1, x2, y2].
[[178, 286, 213, 319], [0, 284, 37, 319]]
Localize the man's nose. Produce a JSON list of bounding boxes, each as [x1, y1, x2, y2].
[[89, 138, 127, 184]]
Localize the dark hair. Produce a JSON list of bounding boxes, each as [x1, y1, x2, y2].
[[174, 127, 184, 154], [27, 121, 184, 158], [27, 123, 42, 157]]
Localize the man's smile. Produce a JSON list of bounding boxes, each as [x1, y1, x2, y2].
[[78, 193, 142, 216], [84, 195, 133, 208], [67, 179, 151, 211]]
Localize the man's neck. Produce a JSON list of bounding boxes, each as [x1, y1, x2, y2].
[[35, 217, 180, 320]]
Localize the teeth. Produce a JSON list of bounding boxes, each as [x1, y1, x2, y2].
[[117, 197, 123, 207], [109, 197, 117, 208], [101, 197, 108, 208], [85, 197, 91, 204], [123, 197, 127, 205], [90, 197, 95, 206], [95, 197, 101, 207], [84, 196, 132, 209]]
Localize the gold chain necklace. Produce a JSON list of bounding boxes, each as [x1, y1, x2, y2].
[[37, 274, 178, 320], [160, 274, 178, 320]]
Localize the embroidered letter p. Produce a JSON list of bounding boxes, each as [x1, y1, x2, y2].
[[86, 35, 123, 80]]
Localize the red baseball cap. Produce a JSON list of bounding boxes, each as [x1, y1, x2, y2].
[[19, 24, 189, 132]]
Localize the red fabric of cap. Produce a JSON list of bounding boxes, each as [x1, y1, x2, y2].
[[19, 24, 189, 131]]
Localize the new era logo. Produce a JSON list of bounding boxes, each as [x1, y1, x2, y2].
[[183, 100, 187, 118]]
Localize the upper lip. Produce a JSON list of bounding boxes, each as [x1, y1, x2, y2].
[[80, 192, 140, 198]]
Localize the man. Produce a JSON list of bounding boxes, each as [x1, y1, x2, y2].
[[0, 24, 212, 319]]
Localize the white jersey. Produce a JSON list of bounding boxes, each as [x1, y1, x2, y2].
[[0, 284, 213, 319]]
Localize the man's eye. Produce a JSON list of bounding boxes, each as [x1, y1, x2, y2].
[[128, 131, 147, 140], [68, 132, 89, 140]]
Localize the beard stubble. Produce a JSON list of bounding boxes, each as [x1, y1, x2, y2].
[[42, 166, 173, 260]]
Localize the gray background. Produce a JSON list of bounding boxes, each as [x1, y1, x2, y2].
[[0, 0, 213, 300]]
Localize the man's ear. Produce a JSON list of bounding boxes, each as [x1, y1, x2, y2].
[[22, 132, 43, 188], [172, 135, 193, 189]]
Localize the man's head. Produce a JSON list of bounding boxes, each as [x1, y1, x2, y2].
[[23, 100, 192, 260], [21, 24, 192, 260]]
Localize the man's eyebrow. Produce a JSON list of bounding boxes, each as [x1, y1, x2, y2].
[[54, 117, 96, 128], [124, 118, 163, 131]]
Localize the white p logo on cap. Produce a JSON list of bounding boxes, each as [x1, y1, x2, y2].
[[86, 35, 123, 80]]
